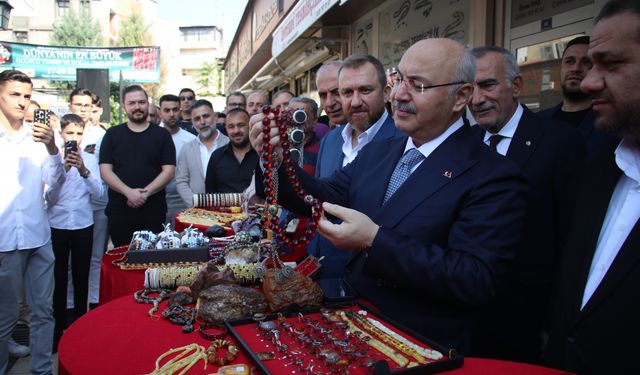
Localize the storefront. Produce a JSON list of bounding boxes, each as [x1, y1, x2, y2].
[[505, 0, 606, 110], [226, 0, 493, 99], [224, 0, 607, 110]]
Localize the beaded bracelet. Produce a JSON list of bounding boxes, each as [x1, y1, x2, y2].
[[199, 323, 228, 340], [206, 339, 239, 367], [133, 288, 172, 304]]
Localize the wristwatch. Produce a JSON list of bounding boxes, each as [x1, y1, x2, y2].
[[79, 168, 91, 179]]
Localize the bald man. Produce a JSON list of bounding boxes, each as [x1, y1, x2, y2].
[[250, 38, 527, 354]]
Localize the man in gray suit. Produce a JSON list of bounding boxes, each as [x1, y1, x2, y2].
[[176, 100, 229, 207]]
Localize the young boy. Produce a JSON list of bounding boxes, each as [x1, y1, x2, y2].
[[45, 113, 104, 349]]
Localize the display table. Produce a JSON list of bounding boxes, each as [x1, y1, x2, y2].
[[58, 295, 251, 375], [58, 295, 573, 375], [99, 243, 309, 305], [99, 249, 146, 304]]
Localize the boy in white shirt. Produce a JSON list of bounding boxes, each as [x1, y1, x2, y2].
[[46, 114, 104, 350]]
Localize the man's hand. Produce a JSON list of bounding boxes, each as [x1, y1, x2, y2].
[[32, 121, 58, 155], [248, 112, 282, 155], [126, 188, 148, 208], [64, 150, 86, 173], [318, 202, 380, 250]]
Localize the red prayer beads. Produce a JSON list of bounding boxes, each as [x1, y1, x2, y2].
[[260, 105, 323, 249]]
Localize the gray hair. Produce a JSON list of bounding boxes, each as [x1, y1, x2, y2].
[[470, 46, 520, 86], [289, 96, 318, 120], [449, 48, 476, 97]]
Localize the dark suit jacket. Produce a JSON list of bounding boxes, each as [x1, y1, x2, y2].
[[538, 103, 617, 155], [270, 122, 528, 354], [546, 144, 640, 374], [314, 113, 403, 179], [310, 113, 404, 278], [474, 107, 587, 360]]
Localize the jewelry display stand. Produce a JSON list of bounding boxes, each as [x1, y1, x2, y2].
[[226, 303, 463, 374]]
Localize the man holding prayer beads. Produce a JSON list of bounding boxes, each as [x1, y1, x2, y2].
[[250, 38, 528, 354]]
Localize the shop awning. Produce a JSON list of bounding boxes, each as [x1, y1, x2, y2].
[[271, 0, 341, 58]]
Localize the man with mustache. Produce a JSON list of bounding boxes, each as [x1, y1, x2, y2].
[[469, 46, 586, 364], [539, 36, 617, 153], [176, 100, 229, 206], [310, 56, 403, 279], [99, 85, 176, 246], [159, 94, 195, 225], [205, 108, 257, 193], [316, 61, 346, 129], [546, 1, 640, 373], [251, 38, 528, 354]]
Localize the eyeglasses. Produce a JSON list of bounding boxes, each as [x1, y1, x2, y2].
[[393, 76, 466, 94], [179, 95, 195, 101], [71, 103, 92, 109], [227, 102, 245, 108]]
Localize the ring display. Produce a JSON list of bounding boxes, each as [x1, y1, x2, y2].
[[224, 303, 463, 374]]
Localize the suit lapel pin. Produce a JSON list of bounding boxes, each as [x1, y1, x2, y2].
[[525, 140, 532, 146], [443, 171, 453, 178]]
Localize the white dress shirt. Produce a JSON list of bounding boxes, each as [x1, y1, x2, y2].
[[81, 124, 106, 155], [46, 151, 104, 230], [582, 138, 640, 308], [404, 117, 465, 172], [341, 109, 389, 167], [0, 123, 64, 252], [482, 104, 523, 155], [197, 131, 229, 175]]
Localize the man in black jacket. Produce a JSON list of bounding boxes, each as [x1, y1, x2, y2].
[[546, 1, 640, 374]]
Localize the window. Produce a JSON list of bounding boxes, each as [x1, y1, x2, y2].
[[80, 0, 91, 14], [13, 31, 28, 43], [181, 28, 214, 42], [0, 5, 10, 30], [56, 0, 70, 17]]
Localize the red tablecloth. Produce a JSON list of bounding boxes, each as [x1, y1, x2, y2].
[[58, 295, 251, 375], [58, 296, 572, 375], [99, 250, 146, 304]]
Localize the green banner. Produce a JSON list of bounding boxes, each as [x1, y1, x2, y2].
[[0, 41, 160, 82]]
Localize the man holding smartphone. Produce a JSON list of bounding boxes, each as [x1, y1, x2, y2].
[[68, 88, 109, 310], [0, 69, 64, 375]]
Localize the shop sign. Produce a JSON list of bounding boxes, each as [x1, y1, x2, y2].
[[379, 0, 469, 69], [272, 0, 340, 57], [226, 46, 239, 88], [0, 41, 160, 82], [353, 17, 373, 55], [511, 0, 593, 28], [254, 0, 279, 43], [238, 20, 254, 70]]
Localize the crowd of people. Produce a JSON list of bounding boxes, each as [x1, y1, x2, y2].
[[0, 1, 638, 374]]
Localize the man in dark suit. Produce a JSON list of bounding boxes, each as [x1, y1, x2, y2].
[[469, 46, 587, 363], [546, 2, 640, 373], [538, 36, 617, 154], [311, 56, 404, 279], [251, 38, 528, 354]]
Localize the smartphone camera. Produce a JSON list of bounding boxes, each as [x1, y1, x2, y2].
[[33, 109, 50, 127], [64, 140, 78, 156]]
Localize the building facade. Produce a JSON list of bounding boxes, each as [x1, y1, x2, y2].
[[224, 0, 608, 112], [177, 25, 225, 96]]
